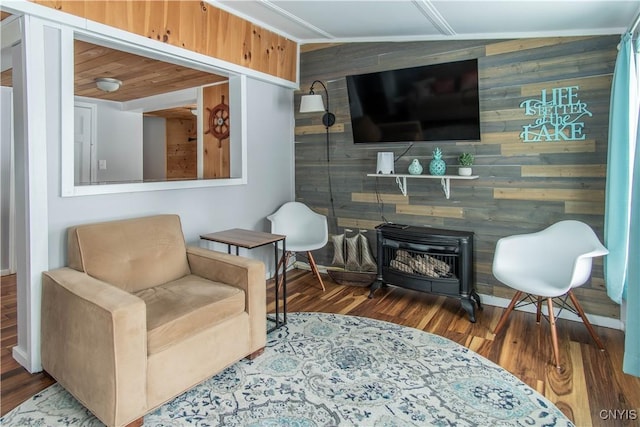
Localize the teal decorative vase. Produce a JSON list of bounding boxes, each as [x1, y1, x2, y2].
[[408, 158, 423, 175], [429, 147, 446, 176]]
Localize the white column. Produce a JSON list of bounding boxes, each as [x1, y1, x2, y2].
[[12, 15, 50, 373]]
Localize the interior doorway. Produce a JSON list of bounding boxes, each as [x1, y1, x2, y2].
[[1, 83, 16, 276], [73, 103, 97, 185]]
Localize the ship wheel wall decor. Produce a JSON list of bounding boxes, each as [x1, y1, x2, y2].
[[205, 95, 230, 147]]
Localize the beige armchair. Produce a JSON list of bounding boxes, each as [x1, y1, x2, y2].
[[41, 215, 266, 427]]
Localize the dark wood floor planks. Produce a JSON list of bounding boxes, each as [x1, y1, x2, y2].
[[1, 274, 55, 416], [2, 271, 639, 426]]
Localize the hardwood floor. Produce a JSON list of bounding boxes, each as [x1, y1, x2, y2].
[[2, 270, 639, 426], [1, 274, 55, 417]]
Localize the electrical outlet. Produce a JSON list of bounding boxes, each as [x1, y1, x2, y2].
[[99, 160, 107, 170]]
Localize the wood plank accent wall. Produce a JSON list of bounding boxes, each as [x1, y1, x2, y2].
[[166, 117, 196, 180], [31, 0, 297, 82], [202, 83, 230, 178], [296, 36, 619, 319]]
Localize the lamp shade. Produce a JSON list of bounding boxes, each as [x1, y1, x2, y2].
[[300, 94, 325, 113]]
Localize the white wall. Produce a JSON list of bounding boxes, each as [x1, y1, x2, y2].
[[143, 116, 166, 181], [48, 77, 294, 270], [1, 87, 13, 273], [94, 101, 143, 183]]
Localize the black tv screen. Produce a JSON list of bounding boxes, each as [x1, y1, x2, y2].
[[346, 59, 480, 143]]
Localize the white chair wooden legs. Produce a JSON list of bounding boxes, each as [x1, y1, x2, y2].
[[494, 290, 605, 370], [493, 290, 523, 337], [567, 291, 605, 351], [306, 251, 326, 291], [546, 297, 561, 370], [277, 251, 325, 291]]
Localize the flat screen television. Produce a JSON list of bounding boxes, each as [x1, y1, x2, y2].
[[346, 59, 480, 144]]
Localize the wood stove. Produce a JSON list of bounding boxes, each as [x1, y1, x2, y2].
[[369, 223, 481, 322]]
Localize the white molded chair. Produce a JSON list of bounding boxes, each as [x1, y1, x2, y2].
[[267, 202, 328, 291], [492, 220, 608, 370]]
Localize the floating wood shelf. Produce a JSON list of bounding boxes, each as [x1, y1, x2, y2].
[[367, 173, 479, 199]]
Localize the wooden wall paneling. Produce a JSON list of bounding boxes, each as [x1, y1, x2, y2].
[[521, 165, 606, 177], [32, 0, 298, 82], [493, 188, 605, 202], [500, 141, 596, 156], [565, 201, 605, 215], [0, 69, 12, 87], [351, 192, 409, 205], [127, 1, 149, 37], [237, 14, 255, 69], [144, 0, 166, 43], [165, 117, 196, 179], [485, 36, 594, 56], [101, 1, 130, 31], [337, 218, 383, 230], [202, 83, 230, 178], [396, 204, 465, 219], [175, 1, 198, 51], [39, 0, 86, 17], [295, 124, 345, 136], [479, 131, 522, 145], [296, 35, 619, 318], [521, 75, 613, 97]]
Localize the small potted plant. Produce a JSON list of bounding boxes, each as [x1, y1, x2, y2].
[[458, 152, 474, 176]]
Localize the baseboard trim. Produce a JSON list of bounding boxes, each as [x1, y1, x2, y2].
[[266, 255, 296, 280], [12, 345, 30, 372], [298, 262, 624, 331], [294, 261, 325, 273], [479, 294, 624, 331]]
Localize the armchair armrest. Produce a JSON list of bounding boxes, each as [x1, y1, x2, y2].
[[186, 246, 266, 350], [41, 268, 147, 427]]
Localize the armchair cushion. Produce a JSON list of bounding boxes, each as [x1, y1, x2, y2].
[[68, 215, 191, 293], [135, 275, 245, 355]]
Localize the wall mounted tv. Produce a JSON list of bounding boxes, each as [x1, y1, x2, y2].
[[346, 59, 480, 144]]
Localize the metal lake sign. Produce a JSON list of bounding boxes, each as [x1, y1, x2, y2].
[[520, 86, 592, 142]]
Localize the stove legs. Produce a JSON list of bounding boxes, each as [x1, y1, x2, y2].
[[470, 289, 482, 309], [368, 279, 386, 298], [460, 297, 476, 323], [460, 291, 482, 323]]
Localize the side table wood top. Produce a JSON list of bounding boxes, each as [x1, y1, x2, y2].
[[200, 228, 285, 249]]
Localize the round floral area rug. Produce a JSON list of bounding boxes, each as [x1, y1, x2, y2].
[[2, 312, 573, 426]]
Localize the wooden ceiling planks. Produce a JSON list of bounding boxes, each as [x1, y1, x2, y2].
[[144, 105, 197, 121], [74, 40, 227, 102]]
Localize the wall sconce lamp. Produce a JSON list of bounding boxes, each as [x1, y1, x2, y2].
[[300, 80, 335, 128], [299, 79, 337, 222], [95, 77, 122, 93]]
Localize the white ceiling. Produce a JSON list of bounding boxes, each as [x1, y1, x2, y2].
[[213, 0, 640, 44]]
